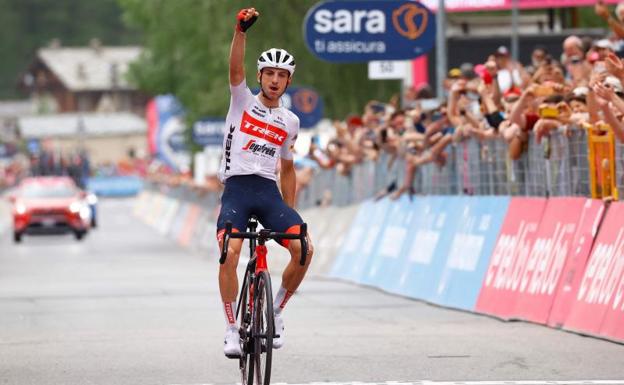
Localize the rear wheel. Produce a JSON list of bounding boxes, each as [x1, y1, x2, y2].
[[253, 270, 274, 385], [74, 231, 85, 241], [13, 232, 22, 243]]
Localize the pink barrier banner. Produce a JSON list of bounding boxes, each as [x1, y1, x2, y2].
[[511, 198, 587, 324], [565, 202, 624, 342], [548, 199, 605, 328], [178, 204, 202, 247], [421, 0, 619, 12], [475, 197, 547, 319]]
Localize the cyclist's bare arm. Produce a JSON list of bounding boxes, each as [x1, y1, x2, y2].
[[229, 8, 259, 87], [280, 158, 297, 208]]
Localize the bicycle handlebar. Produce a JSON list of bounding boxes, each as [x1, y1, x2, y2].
[[219, 221, 308, 266]]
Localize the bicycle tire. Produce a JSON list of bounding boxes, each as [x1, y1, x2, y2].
[[237, 269, 254, 385], [253, 270, 274, 385]]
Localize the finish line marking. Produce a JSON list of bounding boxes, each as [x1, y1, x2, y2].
[[168, 381, 624, 385]]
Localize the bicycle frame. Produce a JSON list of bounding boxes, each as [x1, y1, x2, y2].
[[220, 217, 307, 385], [243, 218, 270, 316]]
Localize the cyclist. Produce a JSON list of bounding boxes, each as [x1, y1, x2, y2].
[[217, 7, 314, 358]]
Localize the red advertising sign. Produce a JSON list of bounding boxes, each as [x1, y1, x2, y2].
[[511, 198, 587, 324], [421, 0, 619, 12], [548, 199, 605, 328], [564, 202, 624, 342], [475, 198, 547, 319], [146, 99, 158, 156]]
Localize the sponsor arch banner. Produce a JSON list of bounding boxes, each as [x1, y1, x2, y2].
[[304, 0, 436, 62], [421, 0, 620, 12]]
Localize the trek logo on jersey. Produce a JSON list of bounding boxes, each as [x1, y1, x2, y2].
[[242, 140, 277, 158], [224, 124, 236, 172], [240, 111, 287, 146]]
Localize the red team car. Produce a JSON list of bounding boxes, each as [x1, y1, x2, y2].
[[9, 176, 91, 243]]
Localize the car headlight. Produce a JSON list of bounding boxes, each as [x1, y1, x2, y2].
[[80, 206, 91, 220], [69, 201, 82, 213], [86, 193, 98, 205], [15, 202, 27, 215]]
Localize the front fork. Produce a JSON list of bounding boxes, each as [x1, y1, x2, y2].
[[248, 244, 268, 315]]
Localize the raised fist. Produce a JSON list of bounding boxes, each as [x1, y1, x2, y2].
[[236, 8, 259, 32]]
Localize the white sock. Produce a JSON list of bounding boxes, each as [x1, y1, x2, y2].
[[223, 301, 237, 328], [273, 286, 294, 315]]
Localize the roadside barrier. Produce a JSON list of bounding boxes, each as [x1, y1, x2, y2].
[[330, 195, 622, 343], [87, 176, 143, 197], [133, 182, 359, 276], [0, 199, 10, 236], [330, 195, 510, 311], [298, 130, 611, 209], [134, 182, 623, 344], [564, 202, 624, 342]]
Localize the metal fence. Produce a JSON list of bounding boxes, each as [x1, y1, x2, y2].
[[298, 130, 624, 209]]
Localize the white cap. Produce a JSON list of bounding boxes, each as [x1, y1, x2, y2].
[[572, 86, 589, 97], [594, 39, 615, 51], [605, 76, 624, 92]]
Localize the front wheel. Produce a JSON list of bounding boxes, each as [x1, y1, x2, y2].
[[238, 270, 254, 385], [13, 232, 22, 243], [253, 270, 274, 385]]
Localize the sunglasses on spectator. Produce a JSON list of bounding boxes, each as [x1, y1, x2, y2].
[[504, 96, 520, 103]]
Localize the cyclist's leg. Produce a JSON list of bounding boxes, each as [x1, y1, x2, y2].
[[216, 177, 253, 327], [256, 183, 314, 311], [278, 225, 314, 310]]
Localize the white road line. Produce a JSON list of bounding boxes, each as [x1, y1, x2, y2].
[[168, 381, 624, 385]]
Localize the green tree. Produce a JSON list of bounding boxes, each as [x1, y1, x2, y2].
[[118, 0, 400, 123]]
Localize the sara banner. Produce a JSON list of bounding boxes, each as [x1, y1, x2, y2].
[[421, 0, 620, 12], [304, 0, 436, 62]]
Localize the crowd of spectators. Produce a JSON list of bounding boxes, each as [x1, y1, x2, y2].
[[5, 3, 624, 206], [296, 1, 624, 203]]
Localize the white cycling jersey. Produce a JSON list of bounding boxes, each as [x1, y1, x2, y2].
[[218, 80, 299, 182]]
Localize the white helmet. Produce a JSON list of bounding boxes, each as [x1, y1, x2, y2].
[[257, 48, 296, 76]]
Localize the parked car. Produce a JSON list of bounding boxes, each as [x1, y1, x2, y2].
[[9, 176, 91, 243]]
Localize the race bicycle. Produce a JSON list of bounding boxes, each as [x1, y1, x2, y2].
[[220, 216, 308, 385]]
